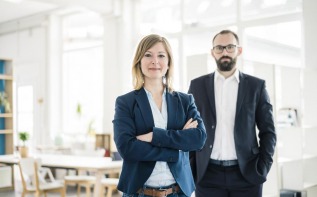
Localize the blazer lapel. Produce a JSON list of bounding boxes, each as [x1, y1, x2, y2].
[[235, 72, 247, 116], [135, 88, 154, 129], [166, 91, 178, 129], [205, 73, 216, 120]]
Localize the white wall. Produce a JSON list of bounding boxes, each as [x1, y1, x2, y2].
[[0, 15, 48, 147]]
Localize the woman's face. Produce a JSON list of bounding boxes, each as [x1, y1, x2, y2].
[[140, 42, 169, 82]]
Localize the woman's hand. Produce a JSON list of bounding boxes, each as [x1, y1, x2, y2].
[[136, 118, 197, 142], [183, 118, 198, 130], [136, 132, 153, 142]]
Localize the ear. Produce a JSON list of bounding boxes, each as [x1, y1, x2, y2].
[[211, 49, 215, 58], [237, 47, 242, 56]]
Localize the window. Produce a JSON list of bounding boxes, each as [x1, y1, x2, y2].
[[17, 86, 34, 140], [241, 0, 302, 20], [62, 12, 104, 135], [244, 21, 301, 67]]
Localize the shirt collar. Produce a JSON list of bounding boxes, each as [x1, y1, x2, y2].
[[215, 69, 240, 83], [144, 87, 166, 98]]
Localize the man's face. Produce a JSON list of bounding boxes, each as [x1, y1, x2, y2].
[[211, 33, 242, 71]]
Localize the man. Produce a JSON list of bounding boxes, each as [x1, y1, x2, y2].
[[188, 30, 276, 197]]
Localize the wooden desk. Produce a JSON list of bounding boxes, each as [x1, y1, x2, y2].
[[0, 154, 122, 197]]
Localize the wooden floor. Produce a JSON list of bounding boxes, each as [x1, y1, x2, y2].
[[0, 176, 120, 197], [0, 186, 121, 197]]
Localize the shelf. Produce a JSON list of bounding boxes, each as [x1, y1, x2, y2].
[[278, 157, 301, 163], [0, 130, 13, 134], [303, 182, 317, 189], [0, 113, 12, 118], [0, 59, 14, 155], [278, 155, 317, 163], [303, 154, 317, 160], [0, 75, 13, 80]]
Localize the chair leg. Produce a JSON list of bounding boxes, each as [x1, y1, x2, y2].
[[64, 185, 68, 196], [99, 186, 104, 197], [106, 186, 114, 197], [35, 191, 40, 197], [61, 187, 66, 197], [86, 183, 90, 197], [77, 184, 81, 197]]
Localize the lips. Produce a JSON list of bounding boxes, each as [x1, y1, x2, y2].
[[220, 56, 232, 62]]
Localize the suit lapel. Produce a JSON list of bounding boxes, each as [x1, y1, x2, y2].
[[205, 73, 216, 119], [166, 91, 178, 129], [235, 72, 247, 116], [135, 88, 154, 129]]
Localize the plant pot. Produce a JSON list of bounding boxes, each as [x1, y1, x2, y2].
[[19, 146, 28, 158]]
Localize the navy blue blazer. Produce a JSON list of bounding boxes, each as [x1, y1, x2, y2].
[[113, 87, 207, 196], [189, 71, 276, 185]]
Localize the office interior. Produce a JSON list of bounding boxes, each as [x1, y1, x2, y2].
[[0, 0, 316, 196]]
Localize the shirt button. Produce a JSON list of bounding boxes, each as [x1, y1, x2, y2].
[[209, 145, 212, 149]]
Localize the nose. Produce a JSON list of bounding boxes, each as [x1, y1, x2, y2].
[[152, 57, 159, 64], [221, 48, 229, 55]]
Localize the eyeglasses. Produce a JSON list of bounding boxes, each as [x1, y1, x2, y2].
[[213, 44, 239, 54]]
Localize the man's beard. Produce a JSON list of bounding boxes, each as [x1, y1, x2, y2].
[[216, 56, 237, 71]]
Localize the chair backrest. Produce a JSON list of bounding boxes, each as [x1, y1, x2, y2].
[[19, 157, 37, 190], [36, 158, 56, 183]]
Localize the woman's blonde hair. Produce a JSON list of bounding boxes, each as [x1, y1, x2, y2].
[[132, 34, 174, 92]]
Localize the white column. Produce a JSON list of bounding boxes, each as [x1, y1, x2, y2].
[[303, 0, 317, 68], [103, 0, 138, 150], [46, 14, 63, 146]]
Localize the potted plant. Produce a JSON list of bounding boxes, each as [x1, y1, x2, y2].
[[0, 91, 10, 113], [19, 132, 30, 158]]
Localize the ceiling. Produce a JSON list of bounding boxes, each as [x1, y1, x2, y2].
[[0, 0, 113, 24]]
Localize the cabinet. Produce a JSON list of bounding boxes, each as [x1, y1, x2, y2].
[[277, 68, 317, 196], [278, 126, 317, 196], [0, 59, 13, 155]]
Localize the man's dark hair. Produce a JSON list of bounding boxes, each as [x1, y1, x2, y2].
[[212, 30, 239, 45]]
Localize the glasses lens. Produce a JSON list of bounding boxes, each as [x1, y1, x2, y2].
[[226, 45, 236, 53], [214, 46, 224, 54]]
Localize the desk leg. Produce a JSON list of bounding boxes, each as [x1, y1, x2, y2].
[[94, 170, 103, 197]]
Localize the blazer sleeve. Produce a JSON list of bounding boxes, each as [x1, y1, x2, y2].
[[151, 94, 207, 152], [113, 95, 179, 162], [256, 81, 276, 174]]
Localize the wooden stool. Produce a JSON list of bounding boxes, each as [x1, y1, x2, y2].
[[100, 178, 119, 197], [65, 175, 95, 197]]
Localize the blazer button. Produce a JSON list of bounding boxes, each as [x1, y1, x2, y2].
[[211, 125, 215, 129], [209, 145, 212, 149]]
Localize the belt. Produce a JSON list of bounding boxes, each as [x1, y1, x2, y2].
[[209, 159, 238, 167], [137, 185, 180, 197]]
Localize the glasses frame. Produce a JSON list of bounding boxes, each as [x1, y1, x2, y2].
[[212, 44, 240, 54]]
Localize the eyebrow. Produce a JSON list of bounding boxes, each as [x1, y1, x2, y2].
[[145, 51, 167, 54]]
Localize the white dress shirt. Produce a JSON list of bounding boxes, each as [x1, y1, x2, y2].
[[144, 88, 176, 187], [210, 69, 240, 160]]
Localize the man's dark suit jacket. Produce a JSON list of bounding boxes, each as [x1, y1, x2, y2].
[[113, 88, 207, 196], [188, 71, 276, 185]]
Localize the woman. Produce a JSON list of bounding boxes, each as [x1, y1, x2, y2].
[[113, 34, 206, 197]]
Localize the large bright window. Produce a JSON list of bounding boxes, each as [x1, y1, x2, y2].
[[244, 21, 301, 67], [17, 86, 34, 144], [62, 12, 104, 135]]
